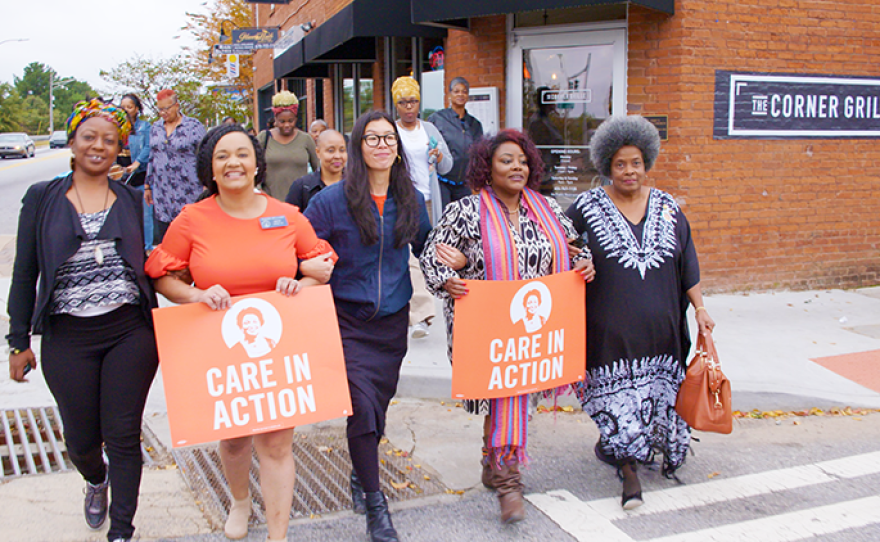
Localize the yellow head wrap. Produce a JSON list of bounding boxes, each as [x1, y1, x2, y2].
[[392, 77, 420, 104]]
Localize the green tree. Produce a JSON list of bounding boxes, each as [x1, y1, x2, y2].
[[0, 83, 26, 132], [13, 62, 52, 102], [19, 94, 49, 134], [182, 0, 254, 122], [52, 80, 99, 128], [99, 55, 206, 121]]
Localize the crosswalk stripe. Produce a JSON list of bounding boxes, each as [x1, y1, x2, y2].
[[526, 451, 880, 542], [526, 490, 634, 542], [647, 495, 880, 542], [579, 450, 880, 521]]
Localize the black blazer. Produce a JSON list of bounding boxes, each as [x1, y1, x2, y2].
[[6, 174, 157, 351], [284, 170, 325, 213]]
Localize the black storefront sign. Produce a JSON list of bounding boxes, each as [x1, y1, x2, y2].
[[713, 70, 880, 139]]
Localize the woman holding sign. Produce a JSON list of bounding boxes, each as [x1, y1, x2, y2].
[[305, 110, 431, 542], [7, 99, 158, 542], [145, 124, 335, 542], [419, 129, 595, 524], [565, 115, 715, 510]]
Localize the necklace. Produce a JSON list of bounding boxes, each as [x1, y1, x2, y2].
[[73, 181, 111, 265]]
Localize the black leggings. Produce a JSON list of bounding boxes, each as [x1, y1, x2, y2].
[[41, 305, 159, 541]]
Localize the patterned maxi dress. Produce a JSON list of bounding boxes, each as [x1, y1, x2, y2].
[[566, 187, 699, 470], [420, 193, 585, 415]]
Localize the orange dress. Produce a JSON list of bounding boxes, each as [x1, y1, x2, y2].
[[145, 194, 335, 295]]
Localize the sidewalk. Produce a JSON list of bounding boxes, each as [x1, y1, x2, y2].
[[2, 234, 880, 540]]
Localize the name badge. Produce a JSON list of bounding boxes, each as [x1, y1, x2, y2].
[[260, 216, 289, 229]]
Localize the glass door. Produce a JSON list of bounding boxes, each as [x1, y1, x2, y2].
[[508, 28, 626, 208]]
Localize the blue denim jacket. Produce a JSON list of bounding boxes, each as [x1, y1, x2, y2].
[[305, 181, 431, 321], [127, 118, 151, 173]]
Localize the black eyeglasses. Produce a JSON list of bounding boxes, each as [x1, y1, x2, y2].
[[363, 133, 399, 147]]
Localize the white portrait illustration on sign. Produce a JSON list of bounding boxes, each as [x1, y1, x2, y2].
[[510, 281, 553, 334], [221, 298, 283, 359]]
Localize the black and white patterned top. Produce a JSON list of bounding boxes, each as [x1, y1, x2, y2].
[[420, 193, 587, 414], [565, 187, 700, 371], [50, 207, 140, 315]]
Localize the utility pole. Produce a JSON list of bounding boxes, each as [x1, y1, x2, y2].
[[49, 71, 73, 134]]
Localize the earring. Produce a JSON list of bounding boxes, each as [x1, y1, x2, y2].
[[255, 168, 260, 175], [395, 155, 402, 164]]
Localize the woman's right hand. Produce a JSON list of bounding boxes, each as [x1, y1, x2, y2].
[[9, 349, 37, 382], [299, 252, 335, 284], [144, 188, 153, 206], [194, 284, 231, 310], [444, 277, 468, 299]]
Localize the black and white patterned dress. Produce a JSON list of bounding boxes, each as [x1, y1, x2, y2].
[[566, 187, 699, 470], [420, 194, 585, 415]]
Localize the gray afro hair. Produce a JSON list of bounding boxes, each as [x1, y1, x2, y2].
[[590, 115, 661, 178]]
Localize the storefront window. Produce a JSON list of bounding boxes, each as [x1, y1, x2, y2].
[[340, 64, 374, 135]]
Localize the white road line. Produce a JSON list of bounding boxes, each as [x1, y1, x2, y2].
[[527, 451, 880, 542], [648, 495, 880, 542], [582, 450, 880, 521], [526, 490, 635, 542]]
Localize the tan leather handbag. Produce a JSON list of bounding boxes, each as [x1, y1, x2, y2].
[[675, 332, 733, 434]]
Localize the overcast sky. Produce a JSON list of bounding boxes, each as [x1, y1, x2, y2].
[[0, 0, 210, 91]]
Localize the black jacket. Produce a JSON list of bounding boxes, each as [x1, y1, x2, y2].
[[284, 170, 325, 212], [6, 174, 157, 351], [427, 108, 484, 185]]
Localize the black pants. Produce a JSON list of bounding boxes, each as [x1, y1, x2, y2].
[[42, 305, 159, 541], [439, 181, 472, 210], [152, 213, 171, 246]]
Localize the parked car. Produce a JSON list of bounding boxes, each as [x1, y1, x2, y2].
[[49, 130, 68, 149], [0, 133, 36, 159]]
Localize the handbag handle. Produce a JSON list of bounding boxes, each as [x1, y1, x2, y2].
[[700, 332, 724, 408]]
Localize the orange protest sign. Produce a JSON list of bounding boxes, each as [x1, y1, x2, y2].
[[451, 271, 586, 400], [153, 286, 351, 448]]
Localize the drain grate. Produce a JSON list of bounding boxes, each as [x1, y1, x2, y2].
[[0, 407, 169, 478], [173, 428, 449, 530]]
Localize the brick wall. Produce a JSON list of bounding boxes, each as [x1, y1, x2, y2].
[[444, 16, 508, 124], [251, 1, 351, 125], [628, 0, 880, 292]]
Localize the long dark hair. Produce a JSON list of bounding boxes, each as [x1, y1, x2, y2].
[[345, 110, 419, 248], [196, 124, 267, 195]]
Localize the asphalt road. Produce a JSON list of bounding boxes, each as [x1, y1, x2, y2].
[[0, 148, 71, 234], [162, 411, 880, 542]]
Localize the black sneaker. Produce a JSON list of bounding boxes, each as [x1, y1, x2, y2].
[[84, 474, 109, 529]]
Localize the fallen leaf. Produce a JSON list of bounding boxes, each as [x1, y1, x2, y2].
[[423, 475, 431, 480], [440, 401, 446, 406], [390, 481, 409, 489], [384, 450, 393, 456], [380, 437, 389, 444], [708, 471, 721, 479], [390, 400, 399, 406]]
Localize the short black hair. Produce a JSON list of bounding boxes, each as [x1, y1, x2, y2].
[[197, 124, 267, 195]]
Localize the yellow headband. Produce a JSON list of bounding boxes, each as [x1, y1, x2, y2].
[[392, 77, 420, 104]]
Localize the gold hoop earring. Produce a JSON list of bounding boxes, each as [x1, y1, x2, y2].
[[395, 155, 402, 164]]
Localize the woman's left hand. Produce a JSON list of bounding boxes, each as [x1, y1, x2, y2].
[[574, 258, 596, 282], [695, 308, 716, 337], [276, 277, 302, 296]]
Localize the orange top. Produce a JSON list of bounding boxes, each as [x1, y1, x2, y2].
[[371, 194, 387, 216], [145, 194, 336, 296]]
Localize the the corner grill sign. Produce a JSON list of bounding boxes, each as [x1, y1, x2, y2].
[[713, 71, 880, 139]]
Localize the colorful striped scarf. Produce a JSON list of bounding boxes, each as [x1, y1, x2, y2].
[[479, 187, 571, 465]]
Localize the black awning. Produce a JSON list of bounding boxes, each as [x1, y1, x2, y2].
[[273, 40, 305, 78], [303, 0, 445, 63], [412, 0, 674, 27]]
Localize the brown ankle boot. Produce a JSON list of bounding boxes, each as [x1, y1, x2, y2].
[[481, 437, 495, 489], [494, 461, 525, 524]]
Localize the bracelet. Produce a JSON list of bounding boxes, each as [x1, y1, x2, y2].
[[695, 306, 708, 313]]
